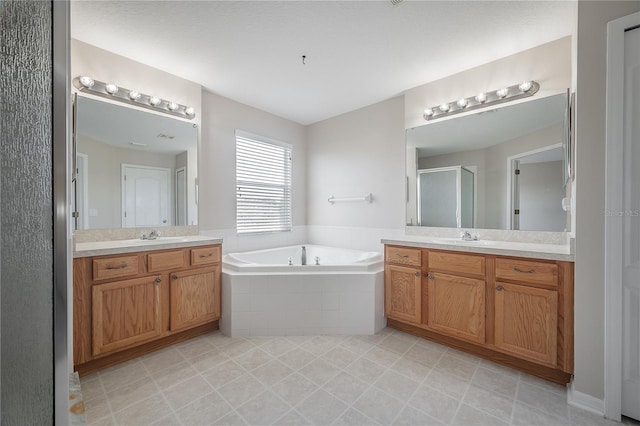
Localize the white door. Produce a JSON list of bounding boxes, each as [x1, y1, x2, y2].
[[176, 167, 187, 226], [122, 164, 171, 228], [622, 25, 640, 421]]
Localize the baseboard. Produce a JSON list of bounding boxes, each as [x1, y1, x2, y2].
[[567, 381, 605, 416]]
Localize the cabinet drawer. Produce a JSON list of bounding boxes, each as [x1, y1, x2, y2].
[[191, 246, 221, 266], [386, 246, 421, 267], [93, 256, 139, 281], [496, 258, 558, 287], [428, 251, 485, 276], [147, 250, 186, 272]]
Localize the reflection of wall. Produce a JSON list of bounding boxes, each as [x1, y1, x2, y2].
[[78, 136, 178, 229], [417, 123, 563, 230], [519, 161, 565, 231]]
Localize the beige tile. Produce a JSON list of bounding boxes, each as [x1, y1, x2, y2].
[[236, 391, 291, 425], [334, 408, 381, 425], [105, 376, 158, 411], [299, 358, 341, 386], [150, 360, 198, 390], [364, 346, 403, 365], [425, 369, 470, 399], [285, 335, 313, 345], [189, 348, 229, 373], [569, 406, 619, 426], [463, 384, 514, 422], [277, 347, 317, 370], [296, 389, 348, 425], [175, 336, 217, 359], [221, 339, 256, 358], [403, 344, 446, 367], [250, 359, 294, 387], [320, 346, 360, 369], [141, 347, 185, 373], [378, 335, 415, 354], [433, 354, 478, 380], [150, 413, 181, 426], [390, 356, 432, 382], [272, 373, 319, 407], [213, 411, 247, 426], [163, 374, 213, 411], [259, 337, 298, 357], [218, 374, 266, 408], [344, 357, 387, 384], [517, 382, 570, 420], [113, 394, 173, 426], [99, 359, 149, 392], [80, 376, 106, 402], [479, 359, 521, 379], [471, 366, 519, 398], [393, 406, 444, 426], [353, 387, 405, 425], [208, 331, 236, 348], [274, 409, 312, 425], [409, 385, 460, 424], [175, 391, 234, 425], [201, 359, 246, 389], [322, 372, 369, 405], [84, 397, 111, 424], [446, 348, 482, 365], [299, 336, 339, 356], [520, 372, 568, 396], [452, 403, 508, 426], [374, 370, 420, 401], [234, 347, 274, 371], [87, 414, 115, 426], [340, 337, 376, 355], [512, 401, 571, 426]]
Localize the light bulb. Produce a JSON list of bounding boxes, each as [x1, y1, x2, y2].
[[475, 93, 487, 103], [519, 81, 533, 92], [496, 88, 509, 98], [167, 102, 178, 111], [105, 83, 118, 95], [128, 90, 141, 101], [439, 103, 450, 113], [457, 98, 468, 109], [149, 97, 161, 106], [79, 76, 94, 88], [185, 106, 195, 116]]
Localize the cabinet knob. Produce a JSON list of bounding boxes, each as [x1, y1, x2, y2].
[[172, 275, 178, 280], [496, 285, 504, 291], [427, 274, 434, 280], [155, 277, 162, 283], [415, 271, 421, 277]]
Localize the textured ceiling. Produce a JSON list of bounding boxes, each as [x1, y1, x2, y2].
[[70, 1, 577, 125]]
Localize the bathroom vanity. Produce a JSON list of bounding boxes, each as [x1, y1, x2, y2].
[[382, 239, 573, 384], [73, 237, 222, 375]]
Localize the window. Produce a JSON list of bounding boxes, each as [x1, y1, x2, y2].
[[235, 130, 292, 234]]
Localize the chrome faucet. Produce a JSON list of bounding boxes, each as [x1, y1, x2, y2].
[[301, 246, 307, 265], [460, 230, 478, 241], [141, 230, 161, 240]]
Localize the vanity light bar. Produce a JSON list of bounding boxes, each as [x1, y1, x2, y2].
[[73, 76, 196, 120], [423, 81, 540, 121]]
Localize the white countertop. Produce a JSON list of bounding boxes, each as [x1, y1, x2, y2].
[[381, 236, 573, 261], [74, 235, 223, 258]]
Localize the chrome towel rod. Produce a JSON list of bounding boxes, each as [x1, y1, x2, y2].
[[328, 193, 372, 204]]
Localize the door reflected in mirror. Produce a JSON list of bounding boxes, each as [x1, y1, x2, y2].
[[406, 93, 569, 231], [73, 95, 198, 230]]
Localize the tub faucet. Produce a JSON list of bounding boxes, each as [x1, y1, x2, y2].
[[301, 246, 307, 265]]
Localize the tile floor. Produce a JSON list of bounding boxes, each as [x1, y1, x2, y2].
[[81, 328, 631, 426]]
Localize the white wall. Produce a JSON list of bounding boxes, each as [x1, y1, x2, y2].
[[305, 97, 406, 250], [199, 91, 307, 253], [573, 0, 640, 403]]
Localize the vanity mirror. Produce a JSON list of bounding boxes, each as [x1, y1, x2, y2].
[[73, 95, 198, 230], [406, 92, 570, 232]]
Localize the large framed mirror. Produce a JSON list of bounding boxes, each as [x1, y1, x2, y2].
[[406, 92, 570, 232], [73, 95, 198, 230]]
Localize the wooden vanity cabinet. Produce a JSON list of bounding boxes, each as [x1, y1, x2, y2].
[[74, 244, 222, 375], [384, 244, 574, 384]]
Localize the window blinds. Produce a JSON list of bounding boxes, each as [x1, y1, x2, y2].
[[235, 132, 292, 234]]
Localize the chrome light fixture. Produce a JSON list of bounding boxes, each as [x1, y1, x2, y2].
[[423, 80, 539, 121], [73, 76, 196, 120]]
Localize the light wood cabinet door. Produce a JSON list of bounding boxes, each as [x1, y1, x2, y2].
[[170, 266, 220, 331], [385, 264, 421, 324], [427, 272, 485, 343], [494, 282, 558, 366], [92, 275, 162, 356]]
